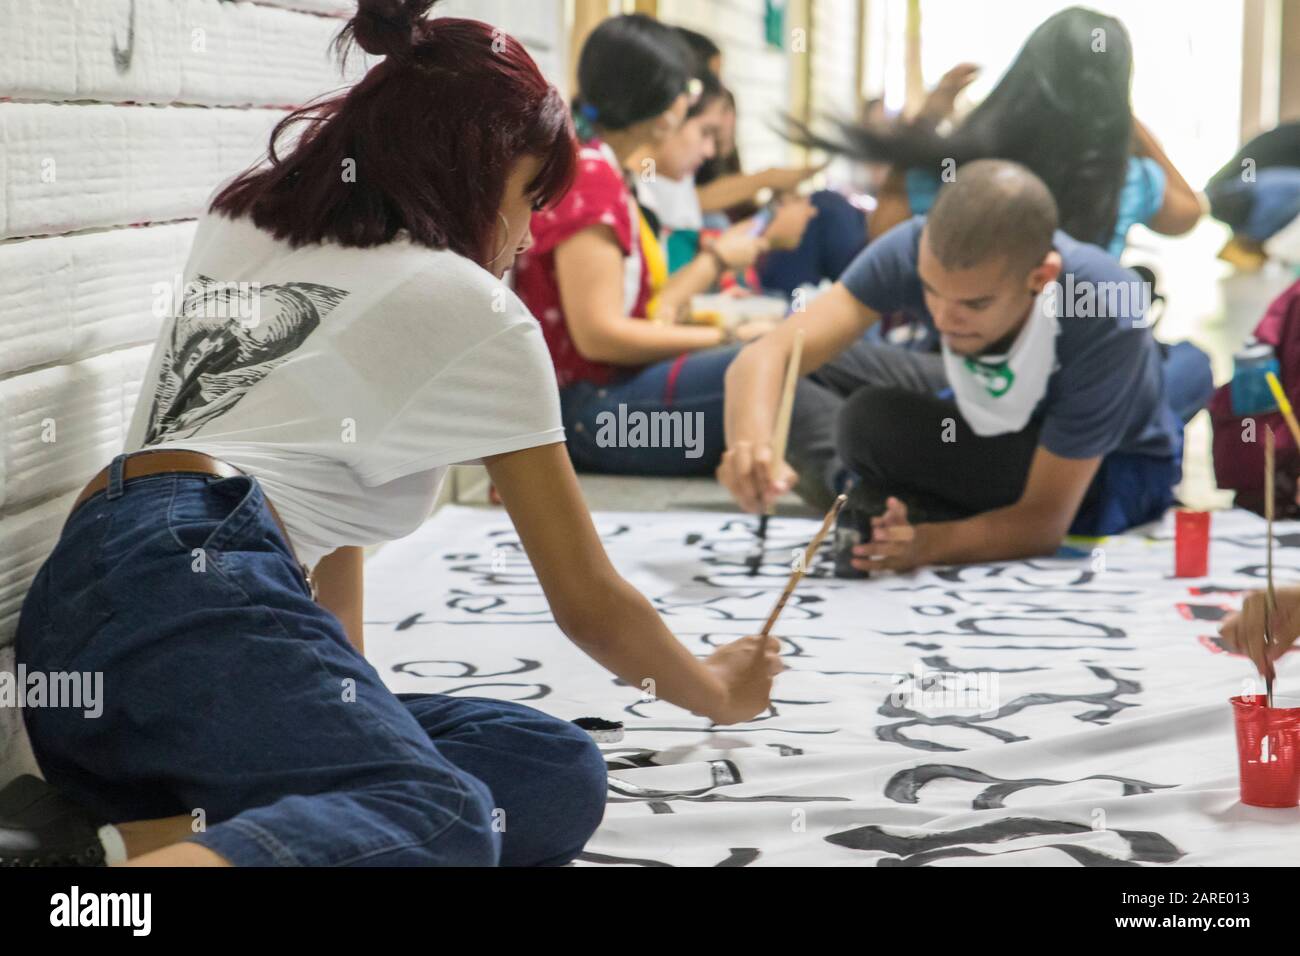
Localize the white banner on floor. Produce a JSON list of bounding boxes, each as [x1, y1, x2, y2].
[[363, 506, 1300, 866]]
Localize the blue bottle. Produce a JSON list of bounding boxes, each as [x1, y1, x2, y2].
[[1231, 341, 1280, 416]]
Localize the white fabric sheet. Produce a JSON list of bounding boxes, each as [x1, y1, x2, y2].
[[362, 505, 1300, 866]]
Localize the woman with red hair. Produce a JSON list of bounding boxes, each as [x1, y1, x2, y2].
[[5, 0, 780, 868]]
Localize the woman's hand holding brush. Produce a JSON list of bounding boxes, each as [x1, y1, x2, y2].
[[1220, 587, 1300, 679], [700, 635, 787, 724]]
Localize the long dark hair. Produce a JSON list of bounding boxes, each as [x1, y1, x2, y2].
[[211, 0, 577, 266], [572, 14, 693, 141], [682, 36, 724, 121], [791, 6, 1134, 248], [674, 26, 721, 67]]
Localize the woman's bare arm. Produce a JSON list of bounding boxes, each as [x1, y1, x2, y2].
[[313, 545, 365, 654], [1132, 118, 1203, 236], [484, 441, 777, 723], [696, 166, 821, 214], [554, 225, 729, 364]]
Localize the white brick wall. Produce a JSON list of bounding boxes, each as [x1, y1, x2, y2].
[[658, 0, 862, 173], [811, 0, 861, 181], [812, 0, 860, 122]]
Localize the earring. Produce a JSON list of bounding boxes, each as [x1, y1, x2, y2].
[[486, 211, 513, 266]]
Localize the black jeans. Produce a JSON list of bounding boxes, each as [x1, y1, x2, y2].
[[791, 337, 1174, 533], [836, 385, 1042, 522]]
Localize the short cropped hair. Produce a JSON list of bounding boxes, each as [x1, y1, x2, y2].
[[925, 159, 1058, 275]]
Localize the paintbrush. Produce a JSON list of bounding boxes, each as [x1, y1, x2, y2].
[[1265, 371, 1300, 450], [760, 493, 847, 636], [748, 329, 805, 576], [1266, 426, 1277, 708]]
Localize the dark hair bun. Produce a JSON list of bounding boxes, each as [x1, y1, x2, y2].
[[350, 0, 441, 59]]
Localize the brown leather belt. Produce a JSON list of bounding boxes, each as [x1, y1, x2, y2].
[[67, 448, 318, 602]]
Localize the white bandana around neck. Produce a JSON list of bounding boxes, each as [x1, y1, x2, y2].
[[941, 286, 1060, 436]]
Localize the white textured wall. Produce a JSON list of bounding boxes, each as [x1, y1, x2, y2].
[[658, 0, 863, 173], [658, 0, 795, 170], [0, 0, 564, 781], [812, 0, 860, 124], [811, 0, 862, 182]]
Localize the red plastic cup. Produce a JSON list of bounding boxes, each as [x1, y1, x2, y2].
[[1174, 509, 1210, 577], [1231, 694, 1300, 807]]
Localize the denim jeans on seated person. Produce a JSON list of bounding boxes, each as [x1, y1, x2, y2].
[[1210, 167, 1300, 243], [561, 345, 742, 476], [16, 451, 608, 866]]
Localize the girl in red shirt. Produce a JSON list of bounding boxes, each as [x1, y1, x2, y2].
[[513, 15, 774, 476]]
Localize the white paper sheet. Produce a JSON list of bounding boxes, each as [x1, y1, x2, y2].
[[362, 505, 1300, 866]]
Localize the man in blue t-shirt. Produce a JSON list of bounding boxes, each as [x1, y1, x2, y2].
[[717, 158, 1187, 573]]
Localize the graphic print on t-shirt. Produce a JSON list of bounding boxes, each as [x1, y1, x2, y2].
[[140, 275, 349, 446]]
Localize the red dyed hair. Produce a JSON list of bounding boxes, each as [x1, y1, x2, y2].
[[211, 0, 577, 267]]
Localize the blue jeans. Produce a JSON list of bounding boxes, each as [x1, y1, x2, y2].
[[15, 452, 607, 866], [756, 190, 869, 297], [1210, 167, 1300, 242], [561, 345, 740, 476], [1159, 339, 1215, 425]]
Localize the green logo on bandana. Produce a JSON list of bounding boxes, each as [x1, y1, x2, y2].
[[964, 357, 1014, 397]]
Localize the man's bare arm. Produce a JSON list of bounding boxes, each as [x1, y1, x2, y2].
[[916, 447, 1101, 564], [719, 282, 880, 512]]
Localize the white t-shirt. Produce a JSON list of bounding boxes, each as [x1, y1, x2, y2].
[[124, 209, 565, 570], [637, 174, 704, 232]]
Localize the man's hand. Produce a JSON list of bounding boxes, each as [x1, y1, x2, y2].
[[716, 440, 799, 514], [1220, 586, 1300, 679], [850, 496, 926, 573], [719, 283, 881, 516], [699, 634, 786, 724]]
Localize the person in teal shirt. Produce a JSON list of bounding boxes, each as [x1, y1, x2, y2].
[[794, 7, 1202, 259]]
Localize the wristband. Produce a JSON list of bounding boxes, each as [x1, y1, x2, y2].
[[700, 242, 729, 275]]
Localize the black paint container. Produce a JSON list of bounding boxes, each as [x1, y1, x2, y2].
[[832, 504, 871, 579]]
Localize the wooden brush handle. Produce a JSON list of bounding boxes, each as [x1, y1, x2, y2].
[[761, 494, 847, 637]]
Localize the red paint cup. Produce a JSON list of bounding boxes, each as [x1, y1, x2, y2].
[[1174, 509, 1210, 577], [1231, 694, 1300, 808]]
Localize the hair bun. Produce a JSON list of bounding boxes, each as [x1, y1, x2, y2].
[[350, 0, 440, 59]]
